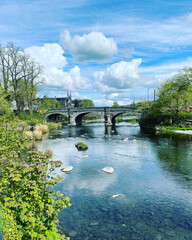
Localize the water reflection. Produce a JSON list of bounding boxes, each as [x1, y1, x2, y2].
[[38, 122, 192, 240], [140, 129, 192, 185], [104, 125, 118, 135]]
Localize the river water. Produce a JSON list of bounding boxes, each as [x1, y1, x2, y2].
[[38, 121, 192, 240]]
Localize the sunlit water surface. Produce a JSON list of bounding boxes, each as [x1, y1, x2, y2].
[[38, 121, 192, 240]]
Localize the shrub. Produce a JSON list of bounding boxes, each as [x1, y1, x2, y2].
[[0, 150, 70, 239]]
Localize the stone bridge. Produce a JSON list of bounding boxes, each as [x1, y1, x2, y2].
[[45, 106, 138, 126]]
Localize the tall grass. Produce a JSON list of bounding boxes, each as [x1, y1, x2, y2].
[[35, 124, 49, 133], [33, 130, 42, 140], [24, 131, 33, 139]]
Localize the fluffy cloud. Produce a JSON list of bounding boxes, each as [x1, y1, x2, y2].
[[60, 30, 117, 63], [94, 58, 142, 92], [25, 43, 67, 69], [25, 43, 90, 91]]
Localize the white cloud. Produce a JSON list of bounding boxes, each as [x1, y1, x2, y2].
[[25, 43, 91, 91], [60, 30, 117, 63], [94, 58, 142, 91], [25, 43, 67, 69]]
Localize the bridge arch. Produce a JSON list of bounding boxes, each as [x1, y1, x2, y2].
[[45, 112, 68, 122], [111, 112, 125, 125], [72, 112, 91, 125]]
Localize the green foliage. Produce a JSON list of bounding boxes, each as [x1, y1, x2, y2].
[[140, 68, 192, 127], [0, 117, 25, 158], [0, 203, 22, 240], [0, 203, 6, 233], [155, 67, 192, 116], [79, 99, 94, 107], [47, 122, 62, 130], [0, 118, 70, 239], [75, 142, 88, 151], [0, 150, 70, 239], [112, 101, 119, 107], [0, 88, 12, 116], [39, 96, 63, 110], [130, 101, 138, 107], [19, 110, 45, 125]]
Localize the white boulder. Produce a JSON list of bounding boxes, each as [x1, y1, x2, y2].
[[102, 166, 114, 174], [61, 166, 73, 173], [111, 194, 121, 199]]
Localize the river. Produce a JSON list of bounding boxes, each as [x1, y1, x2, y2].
[[38, 120, 192, 240]]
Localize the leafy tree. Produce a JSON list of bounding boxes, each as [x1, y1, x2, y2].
[[0, 43, 43, 114], [154, 67, 192, 117], [112, 101, 119, 107], [39, 96, 63, 110], [21, 55, 43, 116], [139, 67, 192, 127], [79, 99, 94, 107]]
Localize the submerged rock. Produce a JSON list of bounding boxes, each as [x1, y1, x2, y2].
[[102, 166, 114, 174], [111, 194, 121, 199], [69, 231, 77, 237], [61, 166, 73, 173], [75, 142, 88, 151]]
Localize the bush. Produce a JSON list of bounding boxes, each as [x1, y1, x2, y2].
[[0, 150, 70, 239]]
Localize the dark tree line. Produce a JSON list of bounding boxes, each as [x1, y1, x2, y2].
[[0, 43, 43, 115]]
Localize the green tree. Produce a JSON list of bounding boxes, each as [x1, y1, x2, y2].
[[154, 67, 192, 117], [39, 96, 63, 110], [139, 67, 192, 127], [79, 99, 94, 107], [0, 43, 42, 114], [112, 101, 119, 107]]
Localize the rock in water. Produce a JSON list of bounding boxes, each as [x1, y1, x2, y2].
[[61, 166, 73, 173], [111, 194, 121, 198], [102, 166, 114, 174], [75, 142, 88, 151]]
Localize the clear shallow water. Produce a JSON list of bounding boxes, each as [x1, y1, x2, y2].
[[38, 122, 192, 240]]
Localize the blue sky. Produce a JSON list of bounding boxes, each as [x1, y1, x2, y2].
[[1, 0, 192, 105]]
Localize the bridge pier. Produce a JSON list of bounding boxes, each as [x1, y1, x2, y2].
[[105, 113, 113, 126]]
